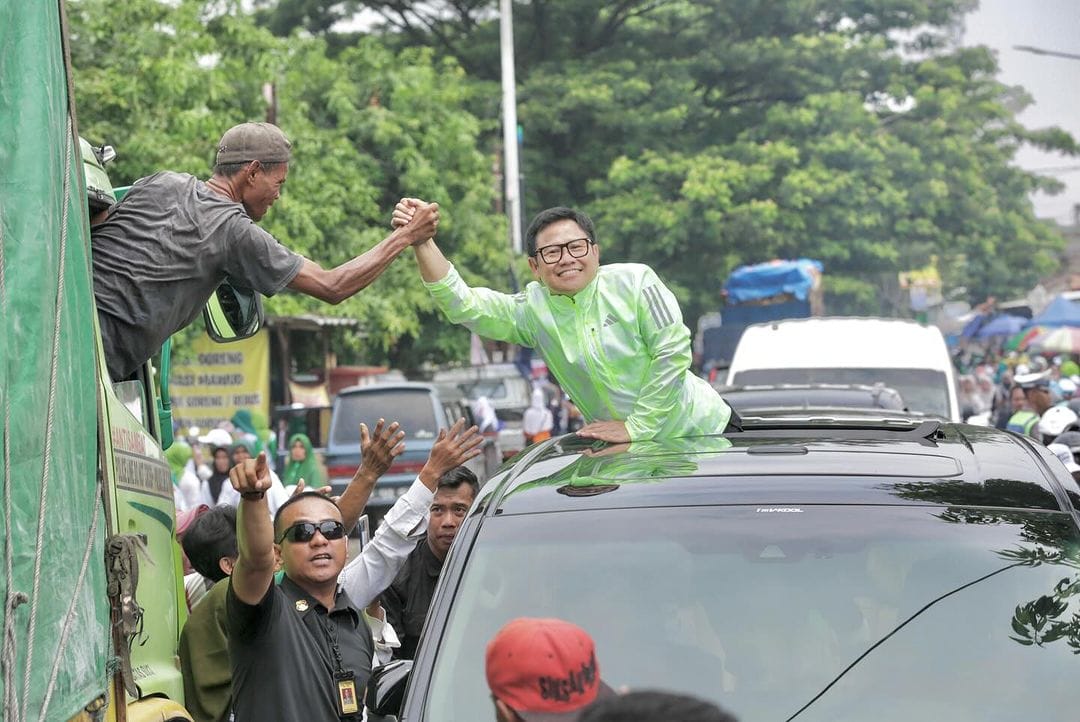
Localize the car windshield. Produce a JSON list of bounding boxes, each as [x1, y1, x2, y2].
[[458, 380, 508, 400], [422, 506, 1080, 721], [330, 389, 439, 444], [732, 368, 951, 418]]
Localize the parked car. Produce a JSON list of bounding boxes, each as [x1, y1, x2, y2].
[[370, 416, 1080, 721], [324, 382, 501, 526], [725, 317, 960, 420], [715, 383, 907, 415], [431, 364, 532, 459]]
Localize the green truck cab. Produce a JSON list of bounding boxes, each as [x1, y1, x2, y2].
[[1, 3, 260, 719]]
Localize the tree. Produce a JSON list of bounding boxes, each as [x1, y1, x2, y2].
[[68, 0, 507, 367], [330, 0, 1077, 317]]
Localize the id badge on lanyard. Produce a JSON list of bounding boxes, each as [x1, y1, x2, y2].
[[335, 669, 359, 716]]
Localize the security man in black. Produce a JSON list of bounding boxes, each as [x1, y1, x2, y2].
[[226, 453, 373, 721]]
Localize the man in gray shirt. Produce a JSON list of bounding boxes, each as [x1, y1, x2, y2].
[[91, 122, 438, 380]]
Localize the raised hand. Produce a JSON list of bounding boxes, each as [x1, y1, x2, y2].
[[230, 451, 272, 498], [391, 198, 419, 229], [393, 198, 439, 243], [418, 418, 484, 489], [359, 419, 406, 480], [291, 477, 333, 497]]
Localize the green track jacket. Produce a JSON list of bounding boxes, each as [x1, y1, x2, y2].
[[425, 263, 731, 441]]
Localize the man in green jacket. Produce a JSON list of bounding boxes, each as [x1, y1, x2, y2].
[[394, 202, 732, 443]]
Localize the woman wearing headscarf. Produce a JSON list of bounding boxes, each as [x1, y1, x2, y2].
[[216, 439, 290, 515], [522, 388, 554, 445], [205, 444, 232, 505], [230, 409, 262, 453], [282, 433, 324, 490], [167, 440, 210, 511]]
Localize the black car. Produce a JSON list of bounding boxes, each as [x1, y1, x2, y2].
[[370, 416, 1080, 721]]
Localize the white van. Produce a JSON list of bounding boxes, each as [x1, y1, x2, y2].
[[725, 317, 959, 420]]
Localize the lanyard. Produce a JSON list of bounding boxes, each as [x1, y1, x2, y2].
[[315, 608, 360, 718]]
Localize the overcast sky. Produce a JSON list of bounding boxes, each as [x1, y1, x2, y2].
[[962, 0, 1080, 226]]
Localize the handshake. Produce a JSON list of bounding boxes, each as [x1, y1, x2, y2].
[[393, 197, 439, 245]]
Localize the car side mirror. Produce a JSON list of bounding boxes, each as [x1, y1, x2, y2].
[[366, 659, 412, 718], [203, 281, 262, 342]]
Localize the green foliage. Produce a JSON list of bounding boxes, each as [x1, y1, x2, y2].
[[69, 0, 1077, 365], [69, 0, 506, 367], [340, 0, 1074, 318]]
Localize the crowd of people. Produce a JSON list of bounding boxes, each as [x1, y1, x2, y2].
[[954, 348, 1080, 478]]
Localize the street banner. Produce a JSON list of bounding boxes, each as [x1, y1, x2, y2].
[[171, 329, 270, 433]]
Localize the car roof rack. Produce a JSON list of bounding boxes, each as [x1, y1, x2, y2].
[[730, 415, 944, 442]]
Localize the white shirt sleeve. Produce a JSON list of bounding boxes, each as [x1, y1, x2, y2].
[[339, 477, 433, 608]]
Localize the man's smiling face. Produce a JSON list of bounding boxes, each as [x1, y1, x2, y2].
[[528, 219, 600, 296]]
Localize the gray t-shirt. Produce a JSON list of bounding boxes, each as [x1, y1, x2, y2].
[[92, 171, 303, 379]]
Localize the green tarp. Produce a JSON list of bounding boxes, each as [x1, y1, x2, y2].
[[0, 0, 110, 718]]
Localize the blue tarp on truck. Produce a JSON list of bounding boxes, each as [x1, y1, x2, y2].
[[698, 259, 823, 371]]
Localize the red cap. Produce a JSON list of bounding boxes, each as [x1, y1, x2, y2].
[[485, 618, 612, 722]]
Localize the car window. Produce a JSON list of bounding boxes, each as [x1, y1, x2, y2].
[[331, 389, 439, 444], [732, 368, 950, 418], [459, 380, 508, 400], [422, 506, 1080, 721]]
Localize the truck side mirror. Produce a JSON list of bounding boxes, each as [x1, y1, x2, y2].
[[366, 659, 412, 718], [203, 282, 262, 342]]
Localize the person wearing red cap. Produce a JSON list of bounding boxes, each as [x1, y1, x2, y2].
[[486, 617, 614, 722], [90, 121, 440, 381]]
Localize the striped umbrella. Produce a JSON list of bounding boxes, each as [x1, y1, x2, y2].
[[1007, 325, 1047, 352], [1027, 326, 1080, 354]]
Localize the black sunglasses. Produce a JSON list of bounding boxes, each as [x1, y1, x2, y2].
[[276, 520, 347, 544]]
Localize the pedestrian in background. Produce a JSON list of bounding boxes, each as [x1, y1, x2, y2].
[[179, 505, 239, 722], [522, 388, 554, 445], [283, 432, 324, 492]]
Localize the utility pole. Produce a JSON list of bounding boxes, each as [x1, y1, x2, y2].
[[499, 0, 523, 254]]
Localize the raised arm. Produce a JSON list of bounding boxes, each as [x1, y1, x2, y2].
[[337, 419, 406, 533], [287, 203, 440, 304], [337, 418, 485, 608], [228, 452, 277, 605], [392, 198, 450, 283]]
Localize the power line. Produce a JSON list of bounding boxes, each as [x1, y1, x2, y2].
[[1014, 45, 1080, 61]]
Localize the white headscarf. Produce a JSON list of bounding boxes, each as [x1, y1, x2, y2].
[[523, 388, 554, 436]]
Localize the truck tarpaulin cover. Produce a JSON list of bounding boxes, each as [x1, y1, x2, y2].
[[723, 259, 823, 304], [0, 0, 109, 718]]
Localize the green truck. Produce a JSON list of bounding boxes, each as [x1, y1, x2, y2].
[[1, 2, 254, 719]]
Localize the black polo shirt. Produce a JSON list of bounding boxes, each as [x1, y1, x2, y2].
[[381, 539, 444, 660], [227, 575, 374, 721]]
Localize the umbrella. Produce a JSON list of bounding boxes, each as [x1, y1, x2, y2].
[[974, 314, 1028, 339], [1027, 326, 1080, 354], [1007, 326, 1047, 352]]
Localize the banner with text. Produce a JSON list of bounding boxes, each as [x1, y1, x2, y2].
[[171, 330, 270, 433]]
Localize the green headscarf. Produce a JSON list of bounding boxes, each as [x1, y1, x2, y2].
[[165, 440, 193, 485], [282, 433, 323, 488], [230, 438, 257, 465]]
